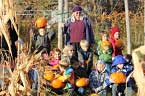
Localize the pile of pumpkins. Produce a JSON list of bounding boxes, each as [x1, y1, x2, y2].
[[43, 70, 89, 89]]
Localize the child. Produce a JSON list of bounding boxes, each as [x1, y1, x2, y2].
[[48, 58, 75, 95], [111, 55, 133, 96], [109, 26, 124, 57], [62, 45, 76, 58], [78, 40, 93, 75], [123, 54, 134, 96], [97, 33, 113, 73], [31, 27, 54, 54], [89, 60, 111, 96], [49, 48, 61, 66], [70, 56, 88, 95]]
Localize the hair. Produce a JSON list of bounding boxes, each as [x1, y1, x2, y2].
[[62, 45, 74, 56], [80, 40, 89, 48], [59, 58, 70, 67], [124, 54, 132, 62], [97, 60, 106, 65], [49, 48, 61, 60]]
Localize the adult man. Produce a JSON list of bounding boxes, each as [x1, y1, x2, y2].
[[63, 5, 95, 51]]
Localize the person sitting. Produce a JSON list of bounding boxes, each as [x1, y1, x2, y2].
[[78, 40, 93, 75], [89, 60, 111, 96]]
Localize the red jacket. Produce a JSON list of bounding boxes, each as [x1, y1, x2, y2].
[[109, 38, 123, 57]]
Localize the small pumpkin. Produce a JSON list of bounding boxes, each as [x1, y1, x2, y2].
[[84, 60, 88, 65], [57, 75, 66, 82], [101, 40, 112, 50], [76, 78, 89, 87], [35, 17, 47, 28], [51, 79, 65, 89], [110, 72, 126, 84], [90, 93, 99, 96], [115, 39, 124, 48], [43, 71, 55, 81]]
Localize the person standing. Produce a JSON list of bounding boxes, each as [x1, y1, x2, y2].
[[63, 5, 95, 51], [109, 26, 124, 57]]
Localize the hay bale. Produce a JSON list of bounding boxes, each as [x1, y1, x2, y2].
[[132, 45, 145, 96]]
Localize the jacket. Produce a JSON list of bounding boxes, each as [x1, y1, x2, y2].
[[89, 68, 111, 89], [97, 40, 113, 63], [77, 48, 93, 74], [64, 16, 95, 45]]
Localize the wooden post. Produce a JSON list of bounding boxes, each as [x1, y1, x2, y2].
[[58, 0, 64, 50], [124, 0, 131, 54], [64, 0, 68, 21], [144, 0, 145, 45]]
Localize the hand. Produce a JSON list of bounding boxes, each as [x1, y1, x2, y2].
[[61, 23, 65, 28], [102, 50, 106, 54], [110, 78, 114, 83]]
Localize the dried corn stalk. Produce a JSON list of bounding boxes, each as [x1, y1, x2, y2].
[[132, 45, 145, 96], [0, 0, 19, 55]]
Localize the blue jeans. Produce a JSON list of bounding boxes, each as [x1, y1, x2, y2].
[[98, 90, 107, 96], [28, 69, 38, 90], [112, 84, 125, 96], [125, 87, 133, 96]]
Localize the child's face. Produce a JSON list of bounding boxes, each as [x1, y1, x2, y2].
[[102, 34, 108, 41], [39, 28, 46, 36], [42, 53, 49, 60], [117, 64, 124, 69], [114, 32, 120, 39], [81, 45, 89, 51], [97, 64, 105, 72], [68, 48, 75, 56], [72, 61, 80, 69], [54, 51, 61, 60]]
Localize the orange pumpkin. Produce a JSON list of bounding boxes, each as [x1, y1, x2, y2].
[[90, 93, 99, 96], [43, 71, 55, 81], [52, 64, 59, 70], [76, 78, 89, 87], [51, 79, 65, 89], [101, 40, 112, 50], [84, 60, 88, 65], [115, 39, 124, 48], [110, 72, 126, 84], [35, 17, 47, 28]]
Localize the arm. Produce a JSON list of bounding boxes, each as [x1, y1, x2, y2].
[[77, 51, 84, 66]]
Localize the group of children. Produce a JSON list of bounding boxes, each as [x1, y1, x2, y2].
[[29, 24, 135, 96]]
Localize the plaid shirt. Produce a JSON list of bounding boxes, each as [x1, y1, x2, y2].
[[89, 69, 111, 89]]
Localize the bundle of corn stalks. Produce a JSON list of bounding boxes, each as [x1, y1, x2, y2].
[[132, 45, 145, 96], [0, 49, 43, 96], [0, 0, 19, 55]]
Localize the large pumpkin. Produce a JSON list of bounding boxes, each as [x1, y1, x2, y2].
[[110, 72, 126, 84], [35, 17, 47, 28], [76, 78, 89, 87], [51, 79, 65, 89], [101, 40, 112, 50], [43, 71, 55, 81], [115, 39, 124, 48]]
